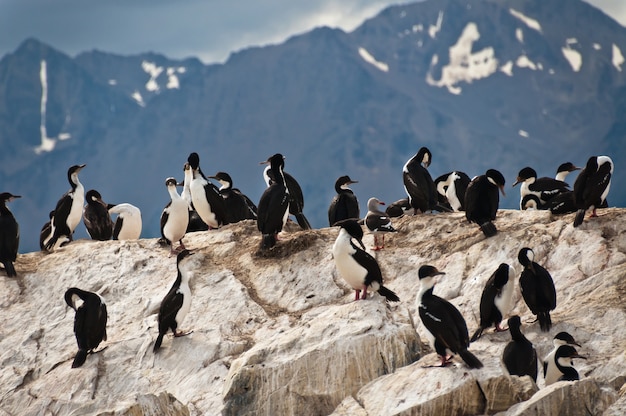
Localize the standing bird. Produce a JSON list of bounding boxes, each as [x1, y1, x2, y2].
[[470, 263, 515, 342], [573, 155, 613, 227], [108, 203, 142, 240], [258, 154, 290, 250], [64, 287, 108, 368], [180, 161, 208, 233], [434, 171, 471, 212], [403, 147, 438, 214], [160, 177, 190, 255], [263, 164, 311, 230], [555, 162, 581, 183], [543, 332, 581, 385], [513, 167, 570, 210], [365, 197, 396, 250], [39, 211, 57, 250], [416, 265, 483, 369], [83, 190, 114, 241], [328, 175, 360, 226], [209, 171, 257, 223], [44, 164, 86, 251], [332, 219, 399, 302], [464, 169, 506, 237], [549, 345, 587, 383], [0, 192, 20, 277], [187, 152, 228, 229], [502, 315, 538, 381], [518, 247, 556, 332], [154, 249, 194, 352]]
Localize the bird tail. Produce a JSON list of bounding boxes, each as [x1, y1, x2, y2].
[[469, 327, 484, 343], [294, 212, 312, 230], [378, 285, 400, 302], [573, 209, 585, 227], [260, 234, 277, 250], [538, 312, 552, 332], [480, 222, 497, 237], [44, 235, 58, 252], [153, 333, 164, 352], [72, 349, 88, 368], [459, 349, 484, 369], [3, 261, 16, 277]]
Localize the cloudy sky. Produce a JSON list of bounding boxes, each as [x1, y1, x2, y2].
[[1, 0, 625, 64]]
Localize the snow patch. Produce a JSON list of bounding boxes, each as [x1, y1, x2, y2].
[[593, 43, 601, 50], [429, 11, 443, 39], [612, 44, 624, 71], [426, 22, 498, 94], [108, 79, 117, 86], [500, 61, 514, 76], [35, 60, 71, 154], [132, 90, 146, 107], [412, 24, 424, 33], [142, 61, 163, 92], [516, 55, 538, 70], [516, 28, 524, 43], [509, 8, 542, 32], [518, 130, 529, 138], [562, 46, 582, 72], [358, 47, 389, 72]]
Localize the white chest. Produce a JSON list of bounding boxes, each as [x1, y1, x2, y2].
[[332, 239, 367, 290], [175, 282, 192, 326], [190, 179, 218, 228]]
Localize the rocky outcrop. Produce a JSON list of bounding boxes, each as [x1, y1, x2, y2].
[[0, 209, 625, 415]]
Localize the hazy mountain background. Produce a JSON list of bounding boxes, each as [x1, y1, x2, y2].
[[1, 0, 625, 253]]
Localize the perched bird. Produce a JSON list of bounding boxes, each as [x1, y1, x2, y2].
[[548, 345, 586, 383], [180, 161, 208, 233], [573, 155, 613, 227], [39, 210, 57, 251], [385, 198, 412, 218], [264, 164, 311, 230], [403, 147, 438, 214], [0, 192, 20, 277], [513, 167, 569, 209], [108, 203, 142, 240], [555, 162, 581, 183], [328, 175, 360, 226], [520, 194, 546, 211], [518, 247, 556, 332], [434, 171, 471, 212], [64, 287, 108, 368], [365, 197, 396, 250], [470, 263, 515, 342], [160, 177, 190, 255], [44, 164, 86, 251], [416, 265, 483, 369], [502, 315, 538, 382], [187, 152, 228, 229], [464, 169, 506, 237], [209, 171, 257, 223], [154, 249, 195, 352], [543, 332, 581, 385], [258, 154, 290, 250], [83, 190, 114, 241], [332, 219, 399, 302]]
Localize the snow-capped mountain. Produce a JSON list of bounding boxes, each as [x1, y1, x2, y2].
[[0, 0, 625, 252]]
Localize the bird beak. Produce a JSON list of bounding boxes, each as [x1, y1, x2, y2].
[[499, 185, 506, 196], [512, 177, 521, 187], [378, 201, 386, 206], [356, 237, 366, 251], [573, 353, 587, 360], [11, 195, 22, 201], [176, 182, 184, 187]]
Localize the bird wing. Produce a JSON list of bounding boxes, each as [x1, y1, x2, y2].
[[420, 295, 470, 350], [113, 217, 123, 240], [365, 213, 395, 232], [351, 246, 383, 287], [159, 286, 184, 327], [531, 178, 570, 201], [478, 274, 500, 326], [160, 203, 171, 240], [535, 263, 557, 310], [520, 269, 540, 314]]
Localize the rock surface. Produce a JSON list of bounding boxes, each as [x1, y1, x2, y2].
[[0, 209, 625, 415]]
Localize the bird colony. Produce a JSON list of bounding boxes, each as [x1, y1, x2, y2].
[[0, 148, 624, 415]]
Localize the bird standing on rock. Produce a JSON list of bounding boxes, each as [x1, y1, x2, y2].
[[188, 152, 228, 229], [403, 147, 438, 214], [65, 287, 108, 368], [160, 177, 190, 256], [543, 332, 581, 385], [328, 175, 360, 226], [518, 247, 556, 332], [258, 154, 290, 250], [573, 155, 613, 227], [83, 190, 114, 241], [365, 197, 396, 250], [332, 219, 399, 302], [464, 169, 506, 237], [502, 315, 538, 382], [470, 263, 515, 342], [0, 192, 20, 277]]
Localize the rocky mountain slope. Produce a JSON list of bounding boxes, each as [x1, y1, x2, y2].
[[1, 208, 625, 415]]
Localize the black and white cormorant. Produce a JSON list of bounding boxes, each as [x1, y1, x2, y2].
[[187, 152, 228, 229], [403, 147, 438, 214], [108, 203, 142, 240], [464, 169, 506, 237], [65, 287, 108, 368], [332, 219, 399, 302], [0, 192, 20, 277], [385, 198, 412, 218], [549, 345, 586, 383], [263, 164, 311, 230], [180, 161, 208, 232], [434, 171, 471, 212], [416, 265, 483, 369], [513, 167, 569, 210], [518, 247, 556, 332], [470, 263, 515, 342], [573, 155, 613, 227], [365, 197, 396, 250], [502, 315, 538, 382], [83, 190, 113, 241], [258, 154, 290, 250], [44, 164, 86, 251], [555, 162, 581, 183], [543, 331, 581, 385], [160, 177, 190, 255], [154, 249, 195, 352], [328, 175, 360, 226], [209, 171, 257, 223], [39, 210, 56, 251]]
